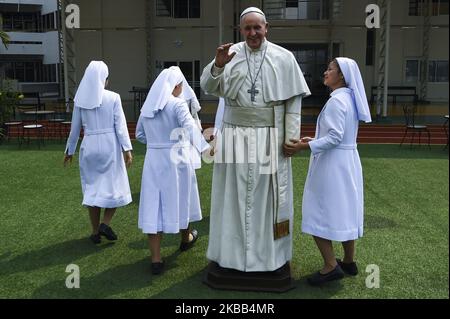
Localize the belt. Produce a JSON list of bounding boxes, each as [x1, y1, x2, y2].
[[84, 128, 115, 136], [336, 144, 357, 150], [223, 105, 276, 127], [147, 142, 190, 149]]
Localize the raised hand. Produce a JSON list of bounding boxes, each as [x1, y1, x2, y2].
[[214, 43, 236, 68]]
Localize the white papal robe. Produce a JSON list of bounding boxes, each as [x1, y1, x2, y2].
[[302, 87, 364, 241], [201, 40, 310, 272], [65, 89, 133, 208], [136, 96, 209, 234]]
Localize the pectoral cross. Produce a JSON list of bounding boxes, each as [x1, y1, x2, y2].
[[247, 84, 259, 102]]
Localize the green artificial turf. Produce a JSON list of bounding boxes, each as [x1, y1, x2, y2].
[[0, 141, 448, 299]]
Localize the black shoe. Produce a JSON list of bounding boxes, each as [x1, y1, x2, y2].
[[99, 223, 117, 241], [151, 261, 165, 275], [336, 259, 358, 276], [89, 233, 101, 244], [307, 265, 345, 286], [179, 229, 198, 252]]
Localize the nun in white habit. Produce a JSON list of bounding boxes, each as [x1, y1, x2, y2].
[[284, 57, 371, 285], [179, 75, 204, 169], [64, 61, 133, 245], [136, 66, 210, 275]]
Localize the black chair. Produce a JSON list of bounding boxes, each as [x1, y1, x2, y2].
[[58, 99, 74, 140], [3, 121, 23, 144], [400, 105, 431, 149], [129, 86, 148, 121], [443, 115, 449, 150], [47, 101, 69, 141], [16, 99, 45, 149]]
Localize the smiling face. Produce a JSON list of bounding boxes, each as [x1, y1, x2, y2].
[[240, 13, 268, 50], [172, 82, 183, 97], [323, 60, 346, 91]]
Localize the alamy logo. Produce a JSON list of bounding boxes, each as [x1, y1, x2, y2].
[[168, 127, 280, 174], [365, 264, 380, 288], [65, 264, 80, 289], [366, 4, 380, 29], [65, 4, 80, 29], [63, 4, 380, 30]]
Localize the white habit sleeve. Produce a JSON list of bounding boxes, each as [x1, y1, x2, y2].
[[135, 115, 147, 145], [200, 60, 225, 97], [308, 98, 347, 155], [284, 95, 302, 144], [65, 106, 82, 156], [113, 95, 132, 152], [175, 101, 210, 153]]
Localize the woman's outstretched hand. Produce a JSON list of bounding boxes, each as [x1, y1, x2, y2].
[[283, 138, 311, 157]]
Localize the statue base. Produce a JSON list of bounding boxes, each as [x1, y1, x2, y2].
[[203, 261, 295, 293]]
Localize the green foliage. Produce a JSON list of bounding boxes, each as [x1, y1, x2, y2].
[[0, 16, 10, 49], [0, 82, 23, 138]]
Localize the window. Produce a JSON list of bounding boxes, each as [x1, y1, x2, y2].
[[42, 12, 56, 31], [428, 61, 449, 82], [156, 0, 200, 18], [278, 43, 329, 104], [405, 60, 420, 83], [332, 43, 340, 59], [366, 29, 375, 66], [409, 0, 449, 16], [1, 11, 59, 32], [264, 0, 330, 20], [1, 61, 57, 83], [1, 12, 40, 32], [409, 0, 423, 16], [156, 60, 201, 97], [432, 0, 449, 15]]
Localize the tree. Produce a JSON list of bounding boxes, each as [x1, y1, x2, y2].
[[0, 17, 10, 49]]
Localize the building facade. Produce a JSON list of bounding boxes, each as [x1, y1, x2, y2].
[[0, 0, 60, 95], [2, 0, 448, 120]]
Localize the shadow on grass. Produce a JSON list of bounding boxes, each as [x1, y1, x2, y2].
[[0, 238, 114, 276], [132, 193, 141, 203], [31, 250, 185, 298], [31, 257, 152, 298], [365, 214, 397, 229], [0, 252, 13, 261], [150, 266, 344, 299]]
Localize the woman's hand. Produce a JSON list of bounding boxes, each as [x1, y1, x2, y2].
[[63, 154, 73, 167], [124, 151, 133, 169], [209, 146, 216, 157], [283, 138, 310, 157], [207, 134, 215, 143], [300, 136, 314, 143]]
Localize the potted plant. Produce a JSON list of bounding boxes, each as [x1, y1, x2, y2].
[[0, 87, 24, 140]]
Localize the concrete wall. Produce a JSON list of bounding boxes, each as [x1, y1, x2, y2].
[[0, 31, 60, 63], [43, 31, 59, 64], [69, 0, 147, 104], [61, 0, 449, 106]]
